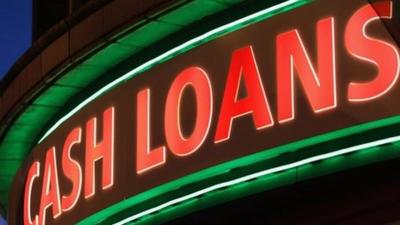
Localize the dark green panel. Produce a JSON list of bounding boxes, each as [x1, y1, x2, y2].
[[118, 21, 181, 47], [0, 191, 8, 209], [0, 142, 30, 159], [0, 160, 21, 176], [57, 65, 108, 88], [15, 105, 58, 126], [84, 43, 141, 69], [4, 124, 43, 142], [213, 0, 244, 4], [159, 1, 227, 26], [0, 176, 13, 192], [33, 85, 80, 107]]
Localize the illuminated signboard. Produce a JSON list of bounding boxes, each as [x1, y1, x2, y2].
[[7, 0, 400, 224]]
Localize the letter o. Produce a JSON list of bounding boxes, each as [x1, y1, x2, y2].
[[165, 67, 213, 156]]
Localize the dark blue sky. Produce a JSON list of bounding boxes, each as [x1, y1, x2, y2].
[[0, 1, 30, 222], [0, 0, 32, 80]]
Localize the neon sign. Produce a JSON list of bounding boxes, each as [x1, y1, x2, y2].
[[15, 1, 400, 224]]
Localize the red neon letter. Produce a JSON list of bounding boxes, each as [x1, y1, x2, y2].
[[345, 1, 399, 101], [276, 17, 336, 123], [84, 107, 115, 199], [39, 147, 61, 225], [165, 67, 213, 156], [24, 162, 40, 225], [215, 46, 274, 143], [61, 127, 82, 211], [136, 89, 166, 174]]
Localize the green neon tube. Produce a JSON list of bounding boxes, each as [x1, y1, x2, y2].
[[38, 0, 312, 143], [77, 115, 400, 225], [114, 134, 400, 224]]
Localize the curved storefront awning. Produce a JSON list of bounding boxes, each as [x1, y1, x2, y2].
[[2, 0, 400, 224]]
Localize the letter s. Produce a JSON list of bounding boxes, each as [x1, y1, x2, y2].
[[345, 1, 400, 102]]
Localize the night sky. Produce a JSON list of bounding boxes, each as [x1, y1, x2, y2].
[[0, 0, 30, 222], [0, 0, 32, 80]]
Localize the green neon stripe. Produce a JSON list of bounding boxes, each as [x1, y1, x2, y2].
[[38, 0, 313, 143], [114, 136, 400, 225], [77, 115, 400, 224], [129, 142, 400, 225]]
